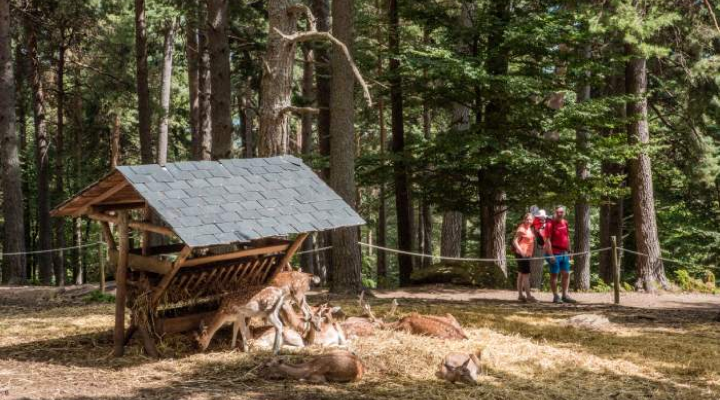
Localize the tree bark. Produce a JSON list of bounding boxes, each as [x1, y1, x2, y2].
[[441, 212, 463, 258], [206, 0, 233, 159], [135, 0, 153, 164], [186, 8, 200, 158], [299, 44, 315, 274], [26, 1, 53, 284], [329, 0, 363, 294], [71, 71, 83, 285], [111, 113, 121, 168], [480, 0, 510, 276], [196, 9, 212, 161], [389, 0, 414, 285], [311, 0, 331, 180], [573, 43, 591, 291], [53, 38, 67, 286], [157, 19, 177, 166], [625, 42, 667, 291], [1, 0, 26, 284]]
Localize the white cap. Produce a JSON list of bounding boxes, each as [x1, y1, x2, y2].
[[535, 209, 548, 219]]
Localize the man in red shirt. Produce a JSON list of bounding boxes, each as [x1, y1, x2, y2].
[[543, 206, 577, 303]]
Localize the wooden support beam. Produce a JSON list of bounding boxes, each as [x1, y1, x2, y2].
[[76, 180, 129, 216], [129, 243, 186, 256], [113, 211, 129, 357], [181, 244, 290, 268], [89, 212, 175, 237], [108, 249, 173, 275], [278, 233, 309, 271], [93, 202, 146, 213], [150, 246, 193, 307], [100, 221, 117, 250]]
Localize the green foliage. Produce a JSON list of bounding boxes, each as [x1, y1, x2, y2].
[[673, 269, 716, 293], [83, 290, 115, 304], [590, 273, 612, 293], [410, 262, 508, 288]]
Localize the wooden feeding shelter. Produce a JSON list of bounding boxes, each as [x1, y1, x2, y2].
[[51, 156, 364, 357]]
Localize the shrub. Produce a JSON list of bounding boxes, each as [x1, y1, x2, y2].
[[673, 269, 715, 293], [410, 261, 508, 288]]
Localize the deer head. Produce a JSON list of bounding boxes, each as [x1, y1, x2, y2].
[[195, 320, 210, 350]]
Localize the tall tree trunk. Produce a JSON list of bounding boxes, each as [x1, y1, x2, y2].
[[196, 11, 212, 161], [599, 69, 625, 284], [53, 39, 67, 286], [299, 44, 316, 274], [26, 2, 53, 284], [1, 0, 26, 284], [573, 43, 591, 291], [72, 70, 83, 284], [238, 89, 254, 158], [329, 0, 363, 294], [111, 113, 121, 168], [419, 29, 433, 268], [186, 8, 200, 158], [625, 42, 666, 291], [311, 0, 332, 282], [389, 0, 414, 285], [16, 38, 32, 282], [257, 0, 306, 157], [157, 19, 177, 166], [206, 0, 233, 159], [481, 0, 510, 276], [374, 0, 387, 285], [135, 0, 153, 164], [441, 212, 463, 258]]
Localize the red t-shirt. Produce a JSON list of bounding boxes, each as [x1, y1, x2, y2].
[[544, 219, 569, 254]]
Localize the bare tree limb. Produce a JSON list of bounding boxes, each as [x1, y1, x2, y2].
[[704, 0, 720, 34], [274, 28, 373, 107], [280, 106, 320, 117], [286, 3, 317, 32]]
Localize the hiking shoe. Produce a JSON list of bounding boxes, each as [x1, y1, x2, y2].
[[526, 296, 539, 303], [562, 296, 578, 304], [552, 295, 563, 304], [518, 295, 527, 302]]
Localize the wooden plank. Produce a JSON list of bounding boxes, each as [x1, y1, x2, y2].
[[89, 212, 176, 238], [195, 268, 220, 298], [129, 243, 185, 256], [76, 181, 129, 216], [108, 250, 173, 275], [151, 246, 193, 307], [181, 244, 290, 268], [277, 233, 308, 272], [93, 202, 146, 212], [113, 211, 129, 357], [188, 271, 209, 293], [100, 221, 117, 250]]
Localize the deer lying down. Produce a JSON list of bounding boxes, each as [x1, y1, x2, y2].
[[265, 350, 364, 383], [342, 294, 398, 339], [251, 325, 305, 349], [389, 312, 468, 340], [436, 352, 482, 384], [306, 304, 346, 346]]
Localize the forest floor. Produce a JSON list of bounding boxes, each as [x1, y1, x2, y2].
[[0, 285, 719, 400]]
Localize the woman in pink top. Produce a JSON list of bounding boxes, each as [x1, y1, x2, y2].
[[512, 213, 537, 302]]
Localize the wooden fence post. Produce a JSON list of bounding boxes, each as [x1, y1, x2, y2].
[[99, 242, 106, 293], [113, 211, 129, 357], [611, 235, 620, 305]]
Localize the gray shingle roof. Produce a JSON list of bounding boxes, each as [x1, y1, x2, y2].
[[116, 156, 365, 247]]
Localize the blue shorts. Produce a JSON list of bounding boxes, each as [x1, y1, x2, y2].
[[547, 253, 571, 274]]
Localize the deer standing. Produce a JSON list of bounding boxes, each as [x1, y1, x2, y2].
[[436, 352, 482, 384], [196, 285, 286, 353], [270, 270, 319, 319], [264, 350, 364, 383]]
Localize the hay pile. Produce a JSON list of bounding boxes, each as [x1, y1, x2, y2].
[[1, 294, 719, 399]]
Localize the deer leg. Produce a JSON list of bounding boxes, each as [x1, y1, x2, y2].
[[268, 295, 285, 354], [238, 317, 250, 353], [231, 319, 240, 349]]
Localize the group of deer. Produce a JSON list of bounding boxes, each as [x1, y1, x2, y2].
[[194, 270, 481, 385]]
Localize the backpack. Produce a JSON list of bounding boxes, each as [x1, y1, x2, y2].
[[532, 225, 545, 247]]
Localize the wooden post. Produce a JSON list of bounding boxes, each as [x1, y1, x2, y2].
[[99, 242, 106, 293], [113, 211, 129, 357], [611, 235, 620, 305]]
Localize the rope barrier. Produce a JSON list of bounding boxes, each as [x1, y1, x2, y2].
[[617, 247, 694, 267], [295, 245, 333, 256], [0, 241, 106, 258]]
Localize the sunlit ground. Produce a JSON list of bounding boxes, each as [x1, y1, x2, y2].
[[1, 289, 719, 399]]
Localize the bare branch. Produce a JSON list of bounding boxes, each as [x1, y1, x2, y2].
[[286, 3, 317, 32], [274, 28, 373, 107], [704, 0, 720, 35], [280, 106, 320, 117]]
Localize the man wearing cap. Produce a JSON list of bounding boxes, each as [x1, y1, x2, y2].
[[543, 206, 577, 303]]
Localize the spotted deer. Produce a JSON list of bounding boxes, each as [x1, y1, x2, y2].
[[195, 285, 286, 353], [251, 325, 305, 349], [388, 312, 468, 340], [342, 294, 397, 338], [305, 303, 346, 346], [270, 270, 320, 318], [264, 350, 364, 383], [436, 352, 482, 384]]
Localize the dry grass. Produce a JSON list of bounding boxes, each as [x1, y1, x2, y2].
[[0, 291, 719, 399]]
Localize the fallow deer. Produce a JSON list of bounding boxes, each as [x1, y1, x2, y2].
[[269, 270, 320, 319], [388, 312, 468, 340], [195, 285, 286, 353], [264, 350, 364, 383], [251, 325, 305, 349], [305, 303, 346, 346], [436, 352, 482, 384], [342, 294, 398, 338]]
